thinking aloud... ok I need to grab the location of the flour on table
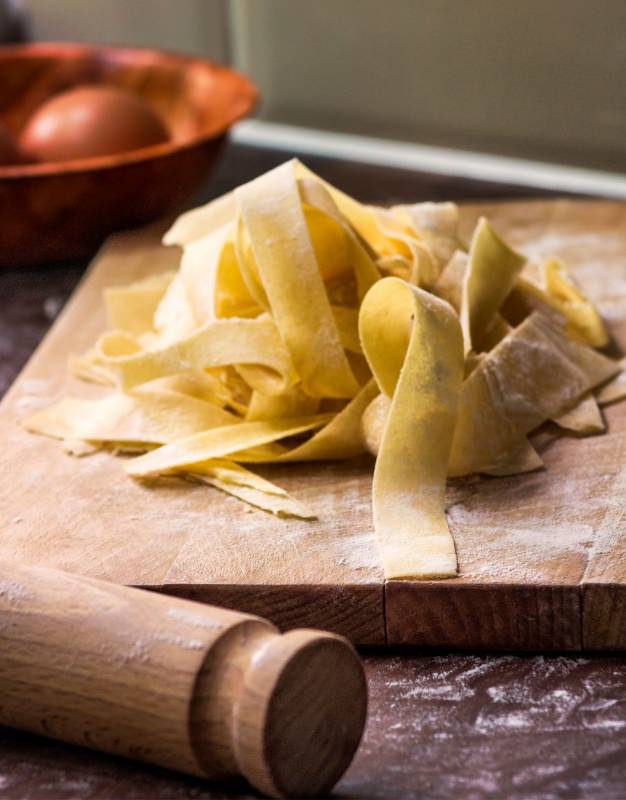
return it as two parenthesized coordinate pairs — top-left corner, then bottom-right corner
(334, 531), (380, 571)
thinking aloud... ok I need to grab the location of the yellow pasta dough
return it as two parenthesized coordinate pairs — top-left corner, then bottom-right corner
(460, 218), (526, 354)
(236, 162), (360, 399)
(24, 158), (624, 581)
(359, 278), (463, 578)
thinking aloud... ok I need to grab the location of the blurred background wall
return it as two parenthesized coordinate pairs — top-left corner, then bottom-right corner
(24, 0), (626, 173)
(25, 0), (229, 60)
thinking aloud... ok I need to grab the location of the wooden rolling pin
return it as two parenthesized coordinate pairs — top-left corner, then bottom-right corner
(0, 562), (367, 798)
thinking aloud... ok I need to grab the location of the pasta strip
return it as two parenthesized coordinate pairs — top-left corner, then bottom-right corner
(125, 414), (333, 477)
(544, 258), (609, 347)
(449, 313), (619, 476)
(273, 380), (379, 462)
(553, 393), (605, 434)
(461, 218), (526, 353)
(236, 161), (359, 398)
(246, 385), (319, 421)
(392, 202), (462, 273)
(188, 460), (316, 519)
(297, 178), (380, 301)
(359, 277), (464, 579)
(163, 190), (237, 247)
(482, 440), (544, 476)
(178, 223), (254, 325)
(596, 360), (626, 406)
(101, 317), (295, 395)
(24, 390), (237, 445)
(105, 271), (174, 336)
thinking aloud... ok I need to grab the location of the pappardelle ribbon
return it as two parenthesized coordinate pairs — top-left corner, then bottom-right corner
(359, 278), (463, 578)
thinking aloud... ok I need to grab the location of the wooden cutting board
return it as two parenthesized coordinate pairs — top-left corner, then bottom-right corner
(2, 199), (625, 651)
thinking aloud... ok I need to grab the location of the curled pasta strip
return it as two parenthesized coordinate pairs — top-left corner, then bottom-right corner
(359, 277), (464, 579)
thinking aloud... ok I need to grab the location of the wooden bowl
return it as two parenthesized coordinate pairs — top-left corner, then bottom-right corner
(0, 43), (258, 268)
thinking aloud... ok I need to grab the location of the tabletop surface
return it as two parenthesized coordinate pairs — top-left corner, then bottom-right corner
(2, 142), (625, 800)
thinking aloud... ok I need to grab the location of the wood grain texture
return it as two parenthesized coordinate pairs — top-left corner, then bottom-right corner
(0, 43), (257, 267)
(2, 652), (626, 800)
(157, 584), (385, 645)
(1, 199), (625, 650)
(386, 584), (582, 651)
(0, 562), (274, 779)
(583, 585), (626, 651)
(0, 562), (367, 798)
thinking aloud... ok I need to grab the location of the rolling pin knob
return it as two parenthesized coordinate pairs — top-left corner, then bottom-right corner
(232, 629), (367, 798)
(0, 563), (367, 798)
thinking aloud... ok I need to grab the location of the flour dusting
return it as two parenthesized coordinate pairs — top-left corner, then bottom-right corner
(0, 579), (33, 605)
(21, 378), (51, 394)
(334, 531), (380, 571)
(14, 394), (49, 414)
(166, 607), (226, 630)
(354, 650), (626, 800)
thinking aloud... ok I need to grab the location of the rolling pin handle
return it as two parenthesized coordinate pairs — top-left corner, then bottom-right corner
(0, 564), (367, 799)
(233, 628), (367, 798)
(190, 623), (367, 798)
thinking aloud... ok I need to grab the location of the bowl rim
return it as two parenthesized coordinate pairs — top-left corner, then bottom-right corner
(0, 41), (259, 180)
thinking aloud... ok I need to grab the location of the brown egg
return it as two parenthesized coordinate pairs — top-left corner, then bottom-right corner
(0, 122), (26, 166)
(19, 85), (169, 163)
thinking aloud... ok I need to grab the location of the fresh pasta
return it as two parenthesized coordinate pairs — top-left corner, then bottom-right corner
(25, 159), (623, 580)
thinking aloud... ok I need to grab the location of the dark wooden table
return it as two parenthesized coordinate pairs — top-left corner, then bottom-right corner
(2, 143), (625, 800)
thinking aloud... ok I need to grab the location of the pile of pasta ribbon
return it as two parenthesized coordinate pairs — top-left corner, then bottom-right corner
(26, 160), (626, 580)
